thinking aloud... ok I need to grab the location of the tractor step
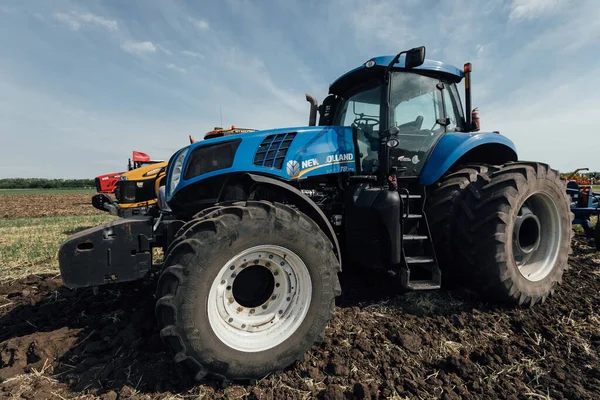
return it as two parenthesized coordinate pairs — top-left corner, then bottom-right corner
(400, 266), (442, 290)
(403, 235), (428, 241)
(398, 182), (441, 291)
(405, 256), (434, 263)
(405, 280), (441, 290)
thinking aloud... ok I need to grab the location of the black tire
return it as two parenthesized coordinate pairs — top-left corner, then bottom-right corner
(425, 164), (495, 286)
(455, 161), (573, 306)
(155, 200), (341, 382)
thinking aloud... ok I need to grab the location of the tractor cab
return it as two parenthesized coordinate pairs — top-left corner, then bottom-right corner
(312, 47), (472, 178)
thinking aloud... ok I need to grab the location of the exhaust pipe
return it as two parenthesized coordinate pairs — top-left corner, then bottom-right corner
(306, 94), (318, 126)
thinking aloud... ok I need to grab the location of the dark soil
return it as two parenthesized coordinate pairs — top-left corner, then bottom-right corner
(1, 234), (599, 399)
(0, 193), (104, 218)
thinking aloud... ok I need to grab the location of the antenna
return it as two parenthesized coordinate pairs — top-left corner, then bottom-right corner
(220, 104), (223, 127)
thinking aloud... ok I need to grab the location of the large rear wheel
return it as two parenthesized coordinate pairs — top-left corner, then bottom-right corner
(155, 201), (340, 381)
(425, 164), (494, 286)
(455, 162), (573, 306)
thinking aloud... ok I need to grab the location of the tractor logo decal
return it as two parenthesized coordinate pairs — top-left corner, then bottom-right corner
(287, 153), (355, 179)
(286, 160), (301, 177)
(412, 155), (420, 164)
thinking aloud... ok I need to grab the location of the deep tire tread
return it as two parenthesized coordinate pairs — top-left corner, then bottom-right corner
(425, 164), (496, 285)
(155, 200), (340, 382)
(454, 161), (573, 307)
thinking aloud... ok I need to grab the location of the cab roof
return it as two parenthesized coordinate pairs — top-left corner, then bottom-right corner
(329, 55), (464, 96)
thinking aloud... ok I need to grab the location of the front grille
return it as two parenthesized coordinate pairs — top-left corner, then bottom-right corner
(253, 132), (296, 169)
(95, 178), (101, 192)
(117, 181), (137, 203)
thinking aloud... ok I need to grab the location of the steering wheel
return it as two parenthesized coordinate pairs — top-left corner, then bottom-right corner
(353, 116), (379, 128)
(352, 115), (380, 141)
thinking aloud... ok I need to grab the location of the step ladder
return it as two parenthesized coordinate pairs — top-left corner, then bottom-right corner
(398, 186), (441, 290)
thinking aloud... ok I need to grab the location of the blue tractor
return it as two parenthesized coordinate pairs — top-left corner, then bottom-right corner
(58, 46), (572, 382)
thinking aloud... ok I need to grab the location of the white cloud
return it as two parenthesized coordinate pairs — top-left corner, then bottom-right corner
(156, 44), (172, 55)
(53, 11), (118, 32)
(181, 50), (204, 59)
(121, 41), (157, 56)
(166, 63), (186, 73)
(189, 17), (209, 31)
(508, 0), (565, 20)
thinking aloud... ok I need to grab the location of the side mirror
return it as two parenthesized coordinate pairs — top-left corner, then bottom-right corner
(405, 46), (425, 69)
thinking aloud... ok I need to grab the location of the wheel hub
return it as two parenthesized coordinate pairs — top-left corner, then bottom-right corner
(512, 193), (562, 282)
(514, 204), (541, 260)
(207, 245), (312, 352)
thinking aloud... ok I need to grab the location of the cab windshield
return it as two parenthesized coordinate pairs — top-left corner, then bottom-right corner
(333, 71), (464, 174)
(332, 78), (382, 173)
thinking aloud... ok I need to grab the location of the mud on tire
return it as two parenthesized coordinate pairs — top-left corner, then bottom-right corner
(456, 161), (573, 306)
(155, 200), (341, 382)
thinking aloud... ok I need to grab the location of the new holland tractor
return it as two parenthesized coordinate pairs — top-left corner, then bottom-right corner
(58, 47), (572, 383)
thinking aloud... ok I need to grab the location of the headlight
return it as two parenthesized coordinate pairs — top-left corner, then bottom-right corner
(143, 167), (163, 177)
(169, 148), (189, 196)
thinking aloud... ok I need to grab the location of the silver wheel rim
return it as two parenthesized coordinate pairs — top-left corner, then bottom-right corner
(207, 245), (312, 352)
(512, 191), (562, 282)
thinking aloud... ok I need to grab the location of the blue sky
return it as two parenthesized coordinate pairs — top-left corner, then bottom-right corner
(1, 0), (599, 178)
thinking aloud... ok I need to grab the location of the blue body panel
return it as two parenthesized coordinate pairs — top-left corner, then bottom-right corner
(169, 126), (356, 199)
(419, 132), (517, 186)
(168, 128), (519, 198)
(330, 56), (464, 91)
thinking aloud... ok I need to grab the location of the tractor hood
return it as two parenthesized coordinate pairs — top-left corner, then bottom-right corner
(167, 126), (357, 199)
(121, 160), (168, 181)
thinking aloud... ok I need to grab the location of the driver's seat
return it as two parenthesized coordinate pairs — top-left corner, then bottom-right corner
(398, 115), (424, 133)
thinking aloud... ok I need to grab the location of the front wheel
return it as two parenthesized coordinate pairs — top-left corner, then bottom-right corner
(155, 201), (340, 381)
(456, 162), (573, 306)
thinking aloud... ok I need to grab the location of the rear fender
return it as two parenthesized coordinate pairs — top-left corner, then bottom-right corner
(217, 173), (342, 271)
(420, 132), (517, 186)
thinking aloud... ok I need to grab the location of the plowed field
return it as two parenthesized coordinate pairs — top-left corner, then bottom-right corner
(1, 239), (599, 399)
(0, 193), (599, 399)
(0, 193), (103, 219)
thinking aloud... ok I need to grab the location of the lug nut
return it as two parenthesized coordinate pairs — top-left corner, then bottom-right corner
(228, 318), (233, 322)
(249, 309), (255, 314)
(262, 305), (268, 309)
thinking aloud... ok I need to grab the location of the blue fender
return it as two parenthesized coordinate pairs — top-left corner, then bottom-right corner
(420, 132), (517, 186)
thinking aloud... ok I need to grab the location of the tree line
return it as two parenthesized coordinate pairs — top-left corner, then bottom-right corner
(0, 178), (95, 189)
